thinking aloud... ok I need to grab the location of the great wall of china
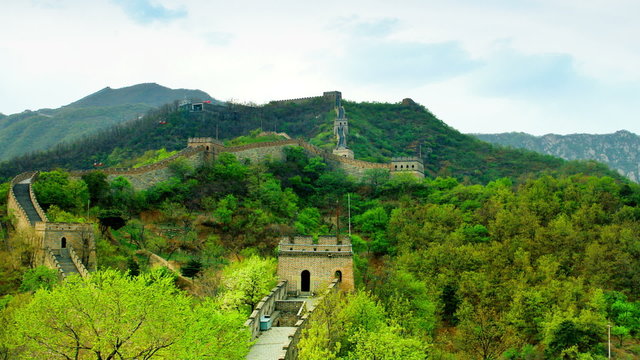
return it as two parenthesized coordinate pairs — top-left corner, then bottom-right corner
(7, 172), (95, 280)
(5, 91), (422, 359)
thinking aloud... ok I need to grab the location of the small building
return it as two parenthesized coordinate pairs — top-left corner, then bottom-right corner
(277, 235), (354, 295)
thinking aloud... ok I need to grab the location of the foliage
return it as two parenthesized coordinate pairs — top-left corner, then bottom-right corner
(218, 256), (277, 313)
(0, 96), (623, 185)
(298, 291), (429, 359)
(18, 266), (58, 292)
(7, 270), (250, 359)
(32, 170), (88, 212)
(224, 128), (287, 146)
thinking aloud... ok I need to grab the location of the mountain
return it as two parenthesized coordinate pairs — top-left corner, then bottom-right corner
(472, 131), (640, 182)
(0, 83), (217, 161)
(0, 95), (622, 183)
(67, 83), (215, 108)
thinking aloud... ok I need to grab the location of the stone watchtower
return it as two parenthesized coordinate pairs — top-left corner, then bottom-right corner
(332, 105), (354, 159)
(277, 235), (354, 295)
(390, 157), (425, 178)
(187, 137), (225, 159)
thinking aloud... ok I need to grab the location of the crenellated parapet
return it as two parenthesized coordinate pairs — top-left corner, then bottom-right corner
(390, 156), (425, 178)
(269, 91), (341, 107)
(244, 280), (289, 341)
(29, 172), (49, 222)
(71, 146), (204, 177)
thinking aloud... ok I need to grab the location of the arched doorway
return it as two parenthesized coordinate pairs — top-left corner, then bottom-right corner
(301, 270), (310, 292)
(335, 270), (342, 282)
(61, 237), (67, 248)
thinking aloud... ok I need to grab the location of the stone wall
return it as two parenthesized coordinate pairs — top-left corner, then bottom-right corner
(226, 140), (299, 163)
(7, 172), (37, 231)
(297, 141), (391, 178)
(43, 248), (65, 280)
(244, 280), (289, 341)
(279, 279), (340, 360)
(29, 173), (48, 222)
(275, 300), (305, 327)
(390, 157), (425, 179)
(71, 147), (206, 191)
(70, 135), (412, 193)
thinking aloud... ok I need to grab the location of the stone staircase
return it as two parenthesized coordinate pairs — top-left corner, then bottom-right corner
(12, 183), (43, 225)
(54, 248), (80, 275)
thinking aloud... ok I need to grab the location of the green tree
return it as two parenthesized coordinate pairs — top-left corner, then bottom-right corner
(8, 270), (250, 359)
(33, 170), (89, 212)
(81, 171), (110, 207)
(18, 266), (58, 292)
(348, 325), (429, 360)
(218, 256), (277, 313)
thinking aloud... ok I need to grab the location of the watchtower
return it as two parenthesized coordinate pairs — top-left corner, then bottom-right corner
(277, 235), (354, 295)
(390, 157), (425, 178)
(332, 103), (354, 159)
(187, 137), (224, 153)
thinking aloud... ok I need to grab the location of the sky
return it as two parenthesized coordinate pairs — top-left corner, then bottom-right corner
(1, 0), (639, 135)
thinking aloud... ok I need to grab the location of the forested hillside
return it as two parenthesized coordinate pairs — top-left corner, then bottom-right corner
(473, 131), (640, 183)
(0, 83), (215, 161)
(1, 142), (639, 358)
(0, 96), (621, 184)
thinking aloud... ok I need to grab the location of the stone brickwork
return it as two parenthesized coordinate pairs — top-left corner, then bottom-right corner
(277, 236), (354, 294)
(280, 279), (339, 360)
(245, 280), (289, 341)
(8, 172), (96, 278)
(269, 91), (341, 107)
(390, 156), (425, 179)
(71, 147), (206, 191)
(227, 140), (299, 163)
(275, 300), (306, 327)
(35, 222), (96, 271)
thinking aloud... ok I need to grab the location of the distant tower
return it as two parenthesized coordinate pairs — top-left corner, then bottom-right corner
(332, 105), (354, 159)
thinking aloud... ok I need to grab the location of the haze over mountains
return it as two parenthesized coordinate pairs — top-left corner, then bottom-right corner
(473, 131), (640, 183)
(0, 83), (216, 161)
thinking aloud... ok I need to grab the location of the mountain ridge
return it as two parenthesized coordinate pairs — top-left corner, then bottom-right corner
(472, 130), (640, 182)
(66, 83), (217, 108)
(0, 93), (623, 184)
(0, 83), (218, 161)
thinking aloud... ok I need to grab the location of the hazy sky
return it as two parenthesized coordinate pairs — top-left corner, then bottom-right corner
(1, 0), (638, 135)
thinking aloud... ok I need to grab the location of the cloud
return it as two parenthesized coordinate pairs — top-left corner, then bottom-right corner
(203, 32), (234, 46)
(111, 0), (186, 24)
(339, 40), (481, 87)
(472, 46), (592, 99)
(333, 16), (399, 38)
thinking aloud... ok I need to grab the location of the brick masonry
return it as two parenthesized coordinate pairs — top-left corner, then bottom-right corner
(277, 236), (355, 294)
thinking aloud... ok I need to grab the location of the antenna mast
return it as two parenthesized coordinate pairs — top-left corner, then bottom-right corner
(348, 194), (351, 236)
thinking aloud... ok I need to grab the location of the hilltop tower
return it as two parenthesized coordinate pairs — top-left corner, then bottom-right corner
(277, 235), (354, 294)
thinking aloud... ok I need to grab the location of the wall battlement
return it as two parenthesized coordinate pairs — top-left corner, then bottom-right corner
(269, 91), (342, 107)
